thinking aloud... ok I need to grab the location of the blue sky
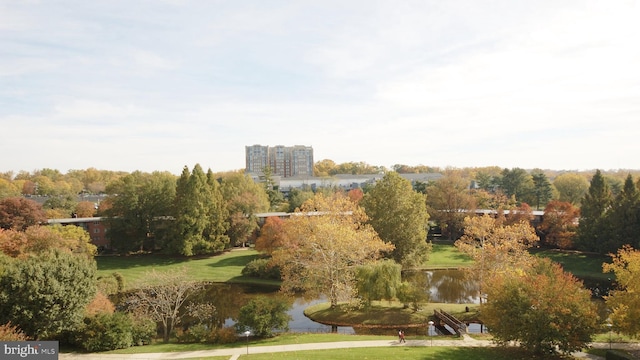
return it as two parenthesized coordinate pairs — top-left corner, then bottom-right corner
(1, 0), (639, 174)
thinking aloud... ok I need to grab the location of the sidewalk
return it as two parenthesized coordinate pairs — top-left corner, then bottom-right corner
(59, 336), (638, 360)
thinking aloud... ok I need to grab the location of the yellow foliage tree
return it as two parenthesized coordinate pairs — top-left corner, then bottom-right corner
(603, 245), (640, 338)
(272, 192), (394, 307)
(455, 215), (539, 301)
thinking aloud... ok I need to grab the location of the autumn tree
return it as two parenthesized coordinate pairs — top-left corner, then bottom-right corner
(455, 215), (539, 302)
(603, 245), (640, 338)
(552, 173), (589, 205)
(482, 257), (598, 355)
(361, 172), (431, 268)
(75, 201), (97, 217)
(220, 171), (270, 247)
(426, 172), (476, 240)
(0, 197), (47, 231)
(576, 170), (613, 253)
(539, 201), (580, 249)
(272, 192), (394, 307)
(126, 268), (203, 342)
(254, 216), (286, 255)
(0, 179), (20, 200)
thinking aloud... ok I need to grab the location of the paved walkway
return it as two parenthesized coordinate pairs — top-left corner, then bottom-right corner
(59, 335), (639, 360)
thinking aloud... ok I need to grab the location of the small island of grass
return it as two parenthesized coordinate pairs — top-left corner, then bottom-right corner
(304, 300), (480, 329)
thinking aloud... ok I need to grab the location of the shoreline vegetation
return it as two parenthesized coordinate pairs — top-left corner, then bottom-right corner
(89, 244), (630, 358)
(95, 243), (610, 331)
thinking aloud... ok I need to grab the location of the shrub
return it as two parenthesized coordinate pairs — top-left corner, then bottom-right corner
(241, 258), (281, 280)
(235, 296), (290, 337)
(76, 312), (134, 352)
(131, 316), (157, 346)
(0, 322), (29, 341)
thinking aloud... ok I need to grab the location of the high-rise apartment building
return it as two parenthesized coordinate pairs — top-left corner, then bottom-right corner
(245, 144), (314, 178)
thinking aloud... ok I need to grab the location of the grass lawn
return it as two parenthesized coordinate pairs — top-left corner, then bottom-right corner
(422, 242), (473, 269)
(237, 347), (567, 360)
(531, 248), (613, 281)
(96, 249), (278, 287)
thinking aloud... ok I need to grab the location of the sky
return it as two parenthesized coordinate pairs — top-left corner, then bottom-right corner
(1, 1), (639, 175)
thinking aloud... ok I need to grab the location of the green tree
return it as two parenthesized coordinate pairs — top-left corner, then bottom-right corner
(608, 174), (640, 251)
(105, 171), (176, 253)
(499, 168), (534, 204)
(481, 257), (598, 355)
(552, 173), (589, 205)
(0, 250), (97, 339)
(530, 169), (553, 210)
(167, 165), (229, 256)
(220, 171), (269, 247)
(287, 188), (315, 212)
(235, 296), (291, 337)
(355, 259), (402, 308)
(426, 172), (476, 240)
(603, 245), (640, 338)
(576, 170), (613, 253)
(261, 167), (285, 211)
(361, 172), (431, 268)
(272, 193), (394, 307)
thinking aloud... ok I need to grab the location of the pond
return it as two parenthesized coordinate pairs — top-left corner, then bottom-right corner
(178, 269), (480, 334)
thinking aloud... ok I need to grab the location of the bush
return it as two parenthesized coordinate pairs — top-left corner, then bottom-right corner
(76, 312), (134, 352)
(0, 322), (29, 341)
(235, 296), (290, 337)
(210, 327), (239, 344)
(241, 258), (281, 280)
(131, 316), (157, 346)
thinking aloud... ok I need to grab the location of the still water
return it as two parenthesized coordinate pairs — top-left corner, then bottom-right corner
(184, 269), (480, 334)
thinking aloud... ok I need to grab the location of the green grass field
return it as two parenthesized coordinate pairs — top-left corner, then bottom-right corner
(422, 242), (473, 269)
(96, 249), (279, 287)
(531, 248), (613, 281)
(236, 346), (564, 360)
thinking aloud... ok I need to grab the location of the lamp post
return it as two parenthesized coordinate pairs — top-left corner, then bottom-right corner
(244, 330), (251, 354)
(428, 321), (434, 346)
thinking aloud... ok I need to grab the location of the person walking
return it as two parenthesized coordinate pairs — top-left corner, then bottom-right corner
(400, 330), (406, 343)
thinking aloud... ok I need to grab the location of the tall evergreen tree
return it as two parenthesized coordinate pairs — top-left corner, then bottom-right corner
(576, 170), (613, 253)
(531, 170), (553, 210)
(608, 174), (640, 252)
(168, 165), (229, 256)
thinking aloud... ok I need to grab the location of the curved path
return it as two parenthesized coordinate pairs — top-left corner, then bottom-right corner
(60, 335), (637, 360)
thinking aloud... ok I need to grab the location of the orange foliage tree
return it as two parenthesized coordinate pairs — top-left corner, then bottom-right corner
(539, 200), (580, 249)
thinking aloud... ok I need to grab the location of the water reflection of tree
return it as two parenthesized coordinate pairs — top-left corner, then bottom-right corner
(404, 270), (478, 304)
(183, 284), (288, 330)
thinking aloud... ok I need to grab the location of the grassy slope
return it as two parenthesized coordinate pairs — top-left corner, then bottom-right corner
(96, 249), (279, 287)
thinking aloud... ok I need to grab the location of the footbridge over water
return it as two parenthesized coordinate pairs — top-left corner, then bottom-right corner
(433, 309), (467, 336)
